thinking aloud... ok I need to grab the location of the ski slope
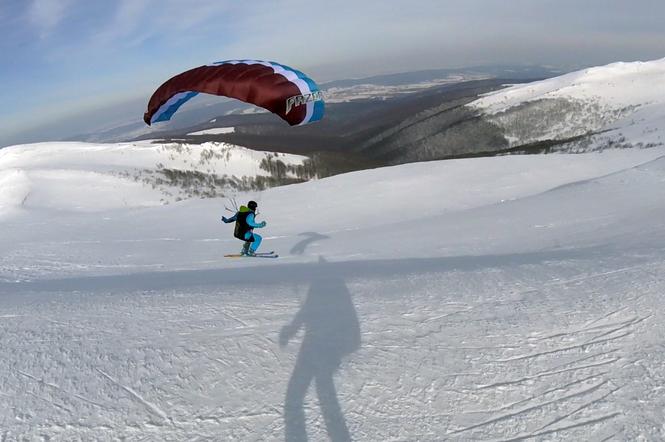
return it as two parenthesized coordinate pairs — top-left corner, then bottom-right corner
(1, 141), (665, 440)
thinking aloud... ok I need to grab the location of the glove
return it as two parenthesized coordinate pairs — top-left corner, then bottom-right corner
(259, 221), (267, 228)
(221, 216), (228, 223)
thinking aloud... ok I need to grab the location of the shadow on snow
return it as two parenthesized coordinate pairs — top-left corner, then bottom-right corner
(0, 245), (610, 295)
(280, 256), (359, 441)
(0, 243), (613, 441)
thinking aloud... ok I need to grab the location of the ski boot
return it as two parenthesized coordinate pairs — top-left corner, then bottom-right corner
(241, 241), (251, 255)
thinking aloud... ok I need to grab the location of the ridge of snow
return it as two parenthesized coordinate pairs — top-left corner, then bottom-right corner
(471, 57), (665, 113)
(468, 57), (665, 149)
(0, 141), (307, 214)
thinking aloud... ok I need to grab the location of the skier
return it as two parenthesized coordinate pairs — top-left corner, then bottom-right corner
(222, 200), (267, 256)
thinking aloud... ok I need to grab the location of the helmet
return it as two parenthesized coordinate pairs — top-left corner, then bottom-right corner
(247, 200), (258, 211)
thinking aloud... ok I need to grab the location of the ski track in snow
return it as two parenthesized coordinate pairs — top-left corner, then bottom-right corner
(1, 245), (664, 440)
(1, 149), (665, 440)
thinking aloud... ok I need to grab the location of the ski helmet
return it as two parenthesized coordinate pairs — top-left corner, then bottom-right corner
(247, 200), (258, 211)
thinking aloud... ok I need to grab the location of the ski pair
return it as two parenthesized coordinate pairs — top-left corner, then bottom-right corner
(224, 251), (278, 258)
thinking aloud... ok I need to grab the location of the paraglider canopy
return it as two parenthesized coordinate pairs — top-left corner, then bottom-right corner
(143, 60), (325, 127)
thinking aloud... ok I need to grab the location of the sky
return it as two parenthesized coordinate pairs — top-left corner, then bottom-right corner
(1, 0), (665, 147)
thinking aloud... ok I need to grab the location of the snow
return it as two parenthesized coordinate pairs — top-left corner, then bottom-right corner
(1, 136), (665, 439)
(187, 127), (235, 136)
(473, 58), (665, 113)
(469, 58), (665, 148)
(0, 141), (307, 213)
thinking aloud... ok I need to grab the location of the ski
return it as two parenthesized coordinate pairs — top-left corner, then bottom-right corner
(224, 252), (278, 258)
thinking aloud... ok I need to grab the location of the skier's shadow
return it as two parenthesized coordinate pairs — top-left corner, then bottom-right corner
(280, 255), (360, 442)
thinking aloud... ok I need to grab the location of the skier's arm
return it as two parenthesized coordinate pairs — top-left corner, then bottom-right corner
(246, 213), (266, 228)
(222, 213), (238, 223)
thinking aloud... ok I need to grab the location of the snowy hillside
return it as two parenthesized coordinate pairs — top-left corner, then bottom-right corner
(1, 142), (665, 440)
(0, 141), (309, 216)
(187, 127), (235, 136)
(351, 59), (665, 165)
(469, 57), (665, 151)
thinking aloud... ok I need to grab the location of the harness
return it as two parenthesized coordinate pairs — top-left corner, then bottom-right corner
(234, 208), (255, 242)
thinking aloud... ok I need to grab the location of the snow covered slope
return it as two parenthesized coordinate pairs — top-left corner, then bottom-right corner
(187, 127), (235, 136)
(0, 141), (308, 216)
(469, 57), (665, 151)
(1, 143), (665, 440)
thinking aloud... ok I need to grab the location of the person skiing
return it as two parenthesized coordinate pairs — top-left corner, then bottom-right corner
(222, 200), (267, 255)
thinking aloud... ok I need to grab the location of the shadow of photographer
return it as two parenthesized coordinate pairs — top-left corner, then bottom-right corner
(280, 255), (360, 442)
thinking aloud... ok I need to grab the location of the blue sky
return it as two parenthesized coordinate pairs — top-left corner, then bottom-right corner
(1, 0), (665, 146)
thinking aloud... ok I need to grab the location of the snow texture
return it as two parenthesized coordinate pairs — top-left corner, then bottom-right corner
(1, 140), (665, 440)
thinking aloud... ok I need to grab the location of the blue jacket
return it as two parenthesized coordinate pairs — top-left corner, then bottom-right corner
(222, 212), (264, 228)
(222, 212), (265, 229)
(222, 206), (266, 240)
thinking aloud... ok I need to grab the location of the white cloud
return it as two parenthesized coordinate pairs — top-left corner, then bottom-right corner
(90, 0), (151, 46)
(92, 0), (232, 47)
(155, 0), (233, 31)
(28, 0), (73, 38)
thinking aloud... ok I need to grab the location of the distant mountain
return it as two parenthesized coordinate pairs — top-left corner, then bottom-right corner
(363, 57), (665, 164)
(468, 58), (665, 153)
(164, 58), (665, 169)
(322, 64), (563, 89)
(74, 64), (562, 146)
(57, 59), (665, 178)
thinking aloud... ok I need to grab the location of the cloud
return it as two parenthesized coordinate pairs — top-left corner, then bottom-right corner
(5, 0), (665, 146)
(91, 0), (234, 48)
(27, 0), (73, 38)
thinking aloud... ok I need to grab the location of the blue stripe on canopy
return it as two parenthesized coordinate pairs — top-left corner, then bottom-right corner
(310, 99), (325, 123)
(152, 91), (199, 124)
(270, 61), (325, 124)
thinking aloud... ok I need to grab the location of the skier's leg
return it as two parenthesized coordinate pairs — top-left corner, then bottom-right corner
(250, 233), (262, 253)
(242, 232), (255, 255)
